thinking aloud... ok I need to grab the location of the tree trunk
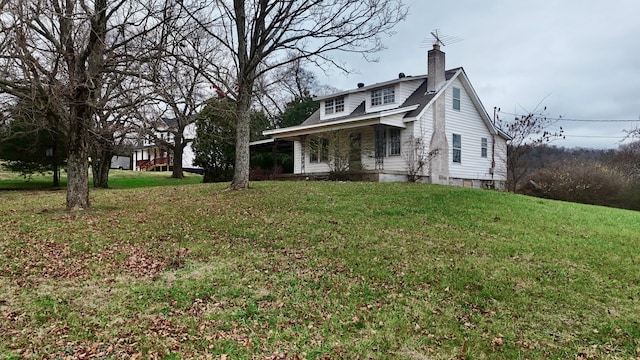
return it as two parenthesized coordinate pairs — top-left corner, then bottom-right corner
(172, 136), (184, 179)
(67, 142), (90, 211)
(230, 92), (251, 190)
(92, 149), (113, 188)
(230, 0), (252, 190)
(66, 90), (91, 211)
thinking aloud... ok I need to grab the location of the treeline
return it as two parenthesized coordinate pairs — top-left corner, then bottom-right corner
(515, 143), (640, 210)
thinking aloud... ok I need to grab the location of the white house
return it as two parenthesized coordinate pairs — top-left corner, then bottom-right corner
(132, 118), (201, 173)
(263, 44), (509, 189)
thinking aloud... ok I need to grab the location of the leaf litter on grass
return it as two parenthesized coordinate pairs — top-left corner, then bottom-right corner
(2, 181), (640, 359)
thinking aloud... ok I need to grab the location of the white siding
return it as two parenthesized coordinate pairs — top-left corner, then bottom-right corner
(303, 137), (331, 173)
(445, 77), (495, 181)
(182, 143), (197, 168)
(346, 93), (367, 113)
(180, 123), (199, 168)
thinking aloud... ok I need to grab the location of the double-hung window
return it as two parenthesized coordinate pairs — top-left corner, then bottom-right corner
(453, 87), (461, 111)
(481, 137), (488, 158)
(452, 134), (461, 163)
(325, 97), (344, 115)
(371, 87), (395, 106)
(310, 138), (329, 163)
(388, 129), (401, 156)
(375, 127), (402, 157)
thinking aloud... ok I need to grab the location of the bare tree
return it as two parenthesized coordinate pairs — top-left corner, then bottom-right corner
(326, 130), (352, 173)
(0, 0), (165, 210)
(90, 77), (142, 188)
(496, 106), (564, 192)
(403, 136), (439, 183)
(136, 3), (217, 179)
(186, 0), (407, 190)
(254, 59), (336, 120)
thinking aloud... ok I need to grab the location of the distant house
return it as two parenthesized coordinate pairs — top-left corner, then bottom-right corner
(262, 44), (509, 189)
(132, 118), (201, 173)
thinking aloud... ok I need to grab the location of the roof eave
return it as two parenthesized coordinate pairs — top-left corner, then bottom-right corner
(313, 75), (428, 101)
(263, 105), (418, 138)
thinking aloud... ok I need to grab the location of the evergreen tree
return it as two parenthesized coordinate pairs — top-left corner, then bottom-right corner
(192, 98), (237, 183)
(277, 96), (319, 128)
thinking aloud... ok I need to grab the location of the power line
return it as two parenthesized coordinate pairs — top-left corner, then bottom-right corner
(497, 111), (640, 123)
(563, 134), (626, 139)
(554, 118), (639, 123)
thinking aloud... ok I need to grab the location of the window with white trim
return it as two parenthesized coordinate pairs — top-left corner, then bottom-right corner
(324, 97), (345, 115)
(452, 133), (461, 163)
(388, 128), (401, 156)
(481, 137), (488, 158)
(453, 87), (461, 111)
(374, 127), (402, 157)
(371, 87), (395, 106)
(309, 138), (329, 163)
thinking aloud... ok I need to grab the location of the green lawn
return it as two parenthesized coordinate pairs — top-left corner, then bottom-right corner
(0, 169), (203, 190)
(1, 180), (639, 359)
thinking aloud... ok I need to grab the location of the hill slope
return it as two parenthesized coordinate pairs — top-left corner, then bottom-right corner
(1, 181), (639, 359)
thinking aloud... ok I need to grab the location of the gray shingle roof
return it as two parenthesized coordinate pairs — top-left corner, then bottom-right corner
(300, 68), (461, 126)
(402, 68), (460, 118)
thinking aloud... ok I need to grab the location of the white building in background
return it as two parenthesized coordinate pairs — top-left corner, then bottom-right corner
(132, 118), (202, 173)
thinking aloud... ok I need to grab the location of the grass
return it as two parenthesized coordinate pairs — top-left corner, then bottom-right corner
(0, 179), (639, 359)
(0, 169), (203, 190)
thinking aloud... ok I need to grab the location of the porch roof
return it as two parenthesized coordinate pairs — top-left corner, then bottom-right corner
(263, 104), (418, 140)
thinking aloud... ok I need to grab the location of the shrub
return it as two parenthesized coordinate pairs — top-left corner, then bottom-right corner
(524, 160), (627, 207)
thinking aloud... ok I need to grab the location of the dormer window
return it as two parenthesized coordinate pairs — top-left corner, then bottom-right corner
(325, 97), (344, 115)
(371, 87), (395, 106)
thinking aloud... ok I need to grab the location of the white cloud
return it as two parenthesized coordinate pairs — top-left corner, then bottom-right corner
(318, 0), (640, 148)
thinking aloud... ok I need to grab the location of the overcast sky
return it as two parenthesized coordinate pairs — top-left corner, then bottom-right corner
(319, 0), (640, 149)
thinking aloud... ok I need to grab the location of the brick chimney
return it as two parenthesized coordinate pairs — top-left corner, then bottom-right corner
(427, 43), (449, 185)
(427, 43), (445, 93)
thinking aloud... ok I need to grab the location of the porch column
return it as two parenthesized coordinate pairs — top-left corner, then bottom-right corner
(300, 135), (306, 174)
(374, 125), (385, 170)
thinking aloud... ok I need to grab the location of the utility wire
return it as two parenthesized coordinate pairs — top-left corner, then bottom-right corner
(497, 111), (640, 123)
(552, 118), (638, 123)
(563, 134), (626, 139)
